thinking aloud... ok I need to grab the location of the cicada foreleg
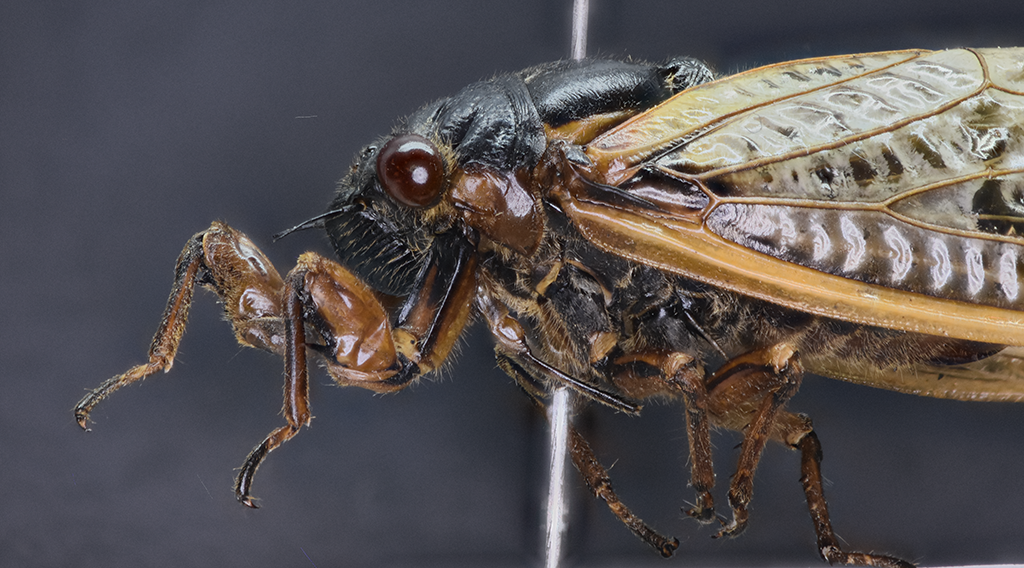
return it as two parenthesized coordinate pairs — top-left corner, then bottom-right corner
(236, 234), (478, 507)
(74, 222), (288, 429)
(76, 222), (479, 509)
(233, 250), (402, 507)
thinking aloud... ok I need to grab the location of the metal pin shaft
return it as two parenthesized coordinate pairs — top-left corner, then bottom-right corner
(545, 4), (588, 566)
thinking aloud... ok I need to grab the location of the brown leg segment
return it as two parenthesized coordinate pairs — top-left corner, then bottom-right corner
(77, 223), (414, 507)
(705, 344), (914, 565)
(235, 270), (312, 507)
(797, 431), (914, 568)
(707, 344), (802, 538)
(666, 358), (717, 525)
(609, 350), (720, 529)
(75, 234), (206, 428)
(567, 426), (679, 557)
(75, 224), (289, 429)
(493, 350), (678, 557)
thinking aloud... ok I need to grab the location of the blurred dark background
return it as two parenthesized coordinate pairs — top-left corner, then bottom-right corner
(4, 1), (1024, 566)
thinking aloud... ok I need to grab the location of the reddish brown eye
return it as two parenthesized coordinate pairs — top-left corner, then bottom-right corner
(375, 134), (445, 208)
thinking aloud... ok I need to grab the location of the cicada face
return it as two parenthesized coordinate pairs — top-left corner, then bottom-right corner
(320, 137), (443, 297)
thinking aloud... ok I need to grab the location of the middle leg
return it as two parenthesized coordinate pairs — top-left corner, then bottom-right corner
(706, 343), (803, 538)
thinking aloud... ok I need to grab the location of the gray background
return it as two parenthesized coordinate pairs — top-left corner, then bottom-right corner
(4, 1), (1024, 566)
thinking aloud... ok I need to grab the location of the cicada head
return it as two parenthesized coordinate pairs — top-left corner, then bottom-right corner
(323, 122), (457, 297)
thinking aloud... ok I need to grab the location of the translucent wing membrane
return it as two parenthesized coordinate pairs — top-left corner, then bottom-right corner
(573, 48), (1024, 347)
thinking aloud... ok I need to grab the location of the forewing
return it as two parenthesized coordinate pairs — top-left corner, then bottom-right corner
(566, 48), (1024, 347)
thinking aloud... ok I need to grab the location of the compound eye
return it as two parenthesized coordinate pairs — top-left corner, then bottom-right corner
(376, 134), (445, 208)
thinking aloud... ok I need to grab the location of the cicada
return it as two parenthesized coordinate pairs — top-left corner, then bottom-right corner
(76, 48), (1024, 566)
